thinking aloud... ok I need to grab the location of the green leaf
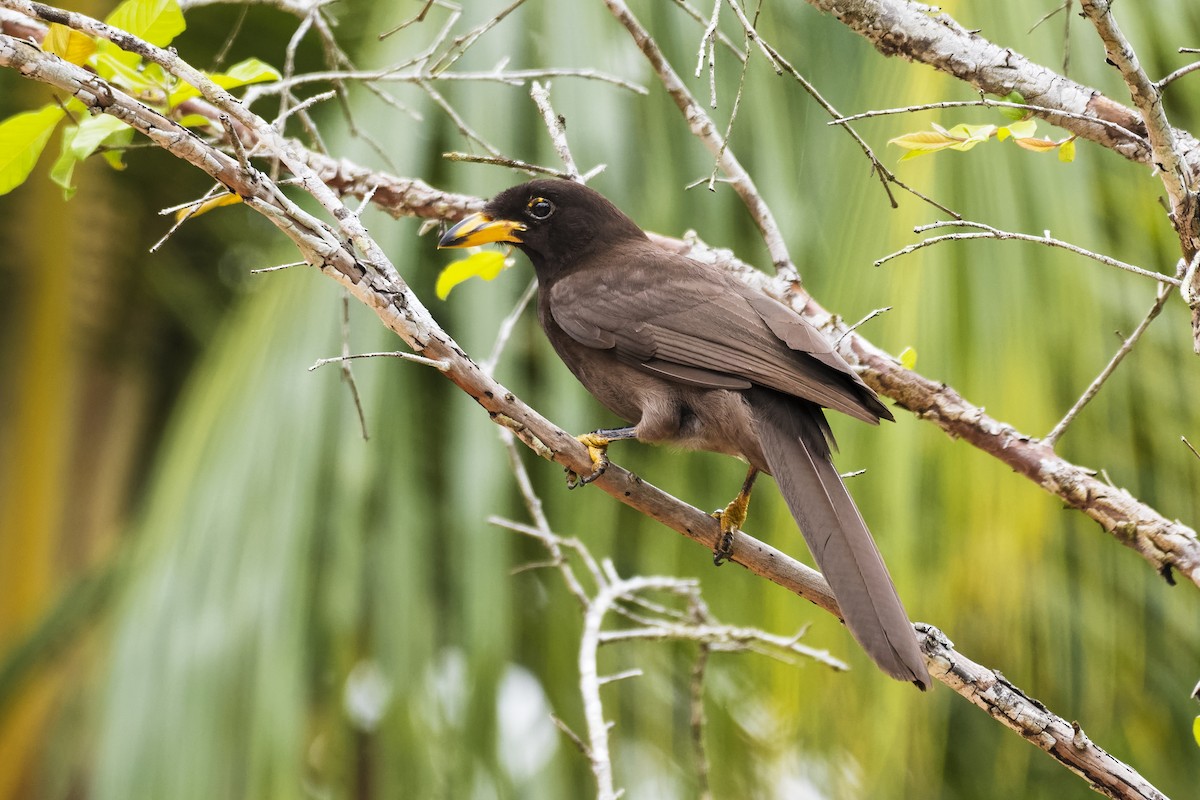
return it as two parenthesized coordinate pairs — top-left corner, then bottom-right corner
(0, 105), (66, 196)
(69, 114), (129, 160)
(51, 115), (136, 197)
(436, 251), (509, 300)
(1058, 138), (1077, 163)
(49, 124), (80, 198)
(104, 0), (185, 47)
(100, 130), (134, 170)
(899, 346), (918, 370)
(997, 90), (1028, 121)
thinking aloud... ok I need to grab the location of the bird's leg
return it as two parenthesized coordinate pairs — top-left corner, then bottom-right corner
(711, 467), (759, 565)
(566, 426), (638, 489)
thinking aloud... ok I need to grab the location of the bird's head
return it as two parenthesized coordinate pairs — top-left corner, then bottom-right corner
(438, 179), (646, 276)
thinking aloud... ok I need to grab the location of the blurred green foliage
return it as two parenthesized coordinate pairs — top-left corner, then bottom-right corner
(2, 1), (1199, 798)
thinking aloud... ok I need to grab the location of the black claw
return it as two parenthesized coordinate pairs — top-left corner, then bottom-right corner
(712, 529), (735, 566)
(565, 451), (609, 490)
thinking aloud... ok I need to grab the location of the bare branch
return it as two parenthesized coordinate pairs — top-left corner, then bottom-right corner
(922, 624), (1169, 800)
(1079, 1), (1194, 209)
(724, 8), (960, 216)
(1154, 59), (1200, 91)
(601, 0), (795, 277)
(800, 0), (1193, 172)
(530, 81), (579, 179)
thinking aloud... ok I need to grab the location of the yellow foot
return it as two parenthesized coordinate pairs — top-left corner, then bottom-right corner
(565, 433), (611, 490)
(710, 470), (757, 565)
(710, 493), (749, 566)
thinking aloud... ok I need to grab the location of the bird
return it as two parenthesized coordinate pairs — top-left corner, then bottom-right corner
(438, 179), (930, 689)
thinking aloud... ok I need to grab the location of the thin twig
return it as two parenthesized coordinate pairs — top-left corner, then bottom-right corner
(442, 151), (562, 177)
(338, 293), (370, 441)
(702, 5), (752, 190)
(836, 306), (893, 346)
(149, 183), (226, 253)
(876, 220), (1182, 286)
(250, 260), (307, 274)
(671, 0), (746, 63)
(1045, 282), (1172, 445)
(530, 81), (579, 179)
(689, 639), (713, 800)
(307, 351), (451, 371)
(747, 28), (960, 217)
(550, 714), (592, 758)
(603, 0), (795, 276)
(830, 98), (1144, 143)
(482, 277), (537, 375)
(378, 0), (441, 39)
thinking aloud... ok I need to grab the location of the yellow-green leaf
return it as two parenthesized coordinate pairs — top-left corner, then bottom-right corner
(1001, 119), (1037, 141)
(941, 123), (997, 143)
(101, 130), (133, 170)
(104, 0), (185, 47)
(1193, 716), (1200, 748)
(888, 130), (960, 161)
(1058, 138), (1077, 163)
(0, 105), (66, 196)
(890, 123), (998, 160)
(175, 194), (242, 222)
(889, 130), (959, 150)
(213, 58), (281, 88)
(51, 115), (135, 197)
(92, 47), (155, 91)
(44, 23), (97, 65)
(1013, 136), (1059, 153)
(170, 58), (281, 107)
(176, 113), (213, 128)
(899, 346), (918, 370)
(69, 114), (129, 160)
(436, 251), (508, 300)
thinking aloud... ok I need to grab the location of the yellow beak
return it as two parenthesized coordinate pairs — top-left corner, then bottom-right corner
(437, 213), (526, 248)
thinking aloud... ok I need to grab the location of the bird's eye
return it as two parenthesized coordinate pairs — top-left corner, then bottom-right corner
(526, 197), (555, 220)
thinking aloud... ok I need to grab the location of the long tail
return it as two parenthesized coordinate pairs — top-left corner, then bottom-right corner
(750, 390), (930, 689)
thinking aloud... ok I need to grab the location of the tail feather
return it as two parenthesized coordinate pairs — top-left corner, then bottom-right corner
(751, 390), (930, 689)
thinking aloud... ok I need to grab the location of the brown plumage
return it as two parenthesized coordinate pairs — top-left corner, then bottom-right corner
(439, 179), (929, 689)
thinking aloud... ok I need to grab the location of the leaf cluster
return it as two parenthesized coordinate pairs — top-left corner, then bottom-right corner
(0, 0), (277, 198)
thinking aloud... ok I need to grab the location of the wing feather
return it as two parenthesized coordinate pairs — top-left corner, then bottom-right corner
(547, 247), (888, 423)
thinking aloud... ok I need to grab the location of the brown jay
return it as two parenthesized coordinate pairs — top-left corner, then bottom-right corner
(439, 179), (929, 689)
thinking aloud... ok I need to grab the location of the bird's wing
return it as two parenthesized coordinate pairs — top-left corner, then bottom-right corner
(548, 248), (887, 424)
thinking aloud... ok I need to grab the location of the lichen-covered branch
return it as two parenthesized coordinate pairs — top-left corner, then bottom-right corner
(799, 0), (1200, 176)
(920, 625), (1169, 800)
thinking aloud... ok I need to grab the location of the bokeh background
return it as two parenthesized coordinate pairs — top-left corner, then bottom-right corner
(2, 1), (1199, 797)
